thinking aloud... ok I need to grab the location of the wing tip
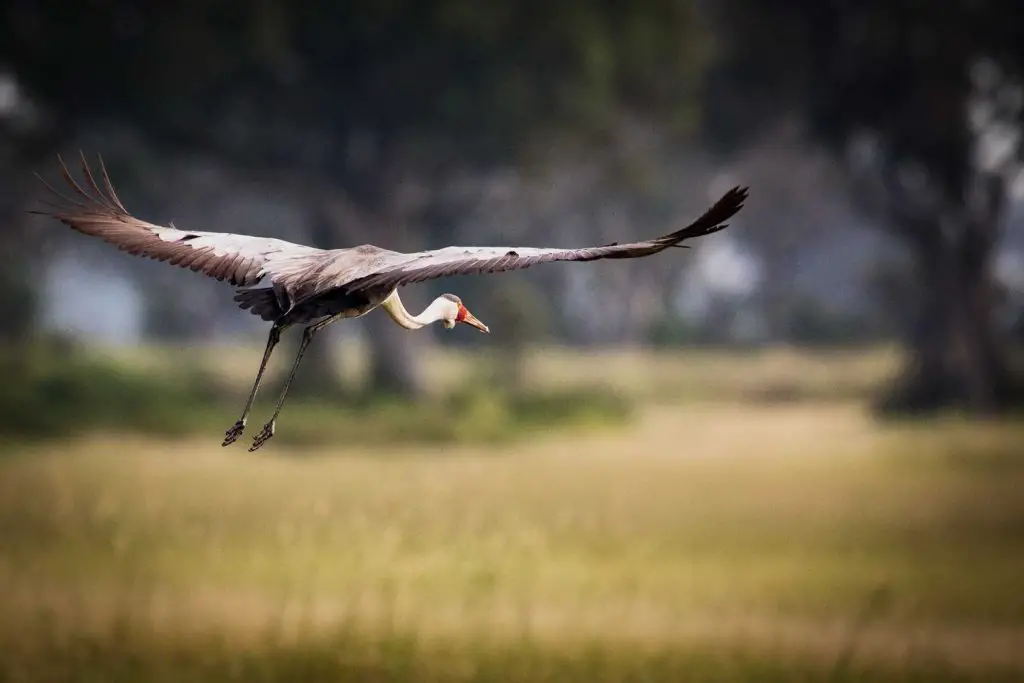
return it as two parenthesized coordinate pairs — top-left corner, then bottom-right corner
(720, 185), (750, 210)
(659, 184), (749, 246)
(32, 150), (129, 219)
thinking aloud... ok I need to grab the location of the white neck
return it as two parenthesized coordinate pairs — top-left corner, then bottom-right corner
(379, 290), (450, 330)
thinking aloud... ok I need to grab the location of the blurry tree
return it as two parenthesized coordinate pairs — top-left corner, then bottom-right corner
(129, 157), (235, 342)
(0, 152), (38, 344)
(705, 0), (1024, 414)
(725, 120), (848, 342)
(2, 0), (712, 395)
(480, 279), (551, 391)
(0, 68), (64, 345)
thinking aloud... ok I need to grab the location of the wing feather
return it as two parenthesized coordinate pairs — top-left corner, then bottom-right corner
(342, 185), (749, 293)
(31, 152), (327, 288)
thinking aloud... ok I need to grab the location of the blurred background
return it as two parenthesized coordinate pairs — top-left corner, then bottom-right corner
(1, 1), (1023, 681)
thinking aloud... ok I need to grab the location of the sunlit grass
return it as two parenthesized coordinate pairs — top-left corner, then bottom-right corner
(1, 401), (1022, 681)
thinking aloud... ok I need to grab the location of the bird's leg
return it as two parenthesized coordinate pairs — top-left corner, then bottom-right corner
(222, 323), (288, 446)
(250, 316), (337, 452)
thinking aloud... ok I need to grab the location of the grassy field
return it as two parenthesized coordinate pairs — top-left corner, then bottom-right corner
(2, 358), (1023, 682)
(113, 341), (901, 403)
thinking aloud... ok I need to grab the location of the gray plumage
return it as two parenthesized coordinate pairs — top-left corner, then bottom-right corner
(33, 152), (749, 450)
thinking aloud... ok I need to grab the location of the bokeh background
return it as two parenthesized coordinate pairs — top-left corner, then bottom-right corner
(2, 2), (1024, 681)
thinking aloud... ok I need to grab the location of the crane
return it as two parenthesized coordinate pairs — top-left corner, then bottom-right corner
(33, 153), (749, 451)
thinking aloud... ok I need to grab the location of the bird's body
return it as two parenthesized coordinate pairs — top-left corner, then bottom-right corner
(33, 153), (748, 450)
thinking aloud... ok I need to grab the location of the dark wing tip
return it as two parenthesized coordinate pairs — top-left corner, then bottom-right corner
(661, 185), (749, 244)
(31, 151), (129, 219)
(704, 185), (750, 225)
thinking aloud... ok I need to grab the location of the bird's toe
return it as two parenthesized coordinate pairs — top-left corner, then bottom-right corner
(222, 419), (247, 446)
(249, 422), (275, 452)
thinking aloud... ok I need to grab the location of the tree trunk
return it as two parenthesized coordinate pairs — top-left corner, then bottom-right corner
(286, 200), (349, 398)
(757, 261), (793, 343)
(0, 140), (63, 345)
(878, 213), (1020, 415)
(361, 308), (428, 397)
(301, 191), (429, 400)
(0, 215), (37, 345)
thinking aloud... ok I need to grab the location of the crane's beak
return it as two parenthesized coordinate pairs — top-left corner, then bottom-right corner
(461, 310), (490, 333)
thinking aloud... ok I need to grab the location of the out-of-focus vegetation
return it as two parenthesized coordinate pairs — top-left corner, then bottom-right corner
(0, 339), (215, 440)
(0, 337), (903, 447)
(705, 0), (1024, 415)
(0, 339), (634, 447)
(115, 340), (899, 402)
(3, 391), (1023, 682)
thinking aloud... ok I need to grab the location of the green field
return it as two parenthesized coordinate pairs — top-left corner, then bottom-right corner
(1, 348), (1022, 681)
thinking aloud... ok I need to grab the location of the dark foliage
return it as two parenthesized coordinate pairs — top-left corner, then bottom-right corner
(704, 0), (1024, 414)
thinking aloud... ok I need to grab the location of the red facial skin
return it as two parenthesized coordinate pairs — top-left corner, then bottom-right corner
(453, 302), (489, 333)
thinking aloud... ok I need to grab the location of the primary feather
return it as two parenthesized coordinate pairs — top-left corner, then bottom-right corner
(335, 185), (748, 295)
(32, 152), (328, 290)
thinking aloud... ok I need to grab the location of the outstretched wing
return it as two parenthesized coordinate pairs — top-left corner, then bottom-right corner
(31, 153), (327, 288)
(340, 185), (749, 294)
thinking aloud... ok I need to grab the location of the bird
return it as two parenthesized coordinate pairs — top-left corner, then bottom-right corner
(32, 153), (749, 451)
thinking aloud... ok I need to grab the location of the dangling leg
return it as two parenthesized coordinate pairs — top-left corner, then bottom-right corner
(223, 322), (289, 446)
(250, 315), (339, 452)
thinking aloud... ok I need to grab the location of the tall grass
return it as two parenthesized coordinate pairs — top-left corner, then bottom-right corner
(2, 399), (1022, 681)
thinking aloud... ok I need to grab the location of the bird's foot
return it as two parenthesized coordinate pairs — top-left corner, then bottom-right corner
(249, 421), (276, 452)
(222, 419), (247, 446)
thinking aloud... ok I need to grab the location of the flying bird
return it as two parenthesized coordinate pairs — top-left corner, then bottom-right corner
(33, 153), (748, 451)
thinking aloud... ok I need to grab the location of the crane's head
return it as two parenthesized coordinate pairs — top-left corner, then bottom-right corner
(439, 293), (489, 333)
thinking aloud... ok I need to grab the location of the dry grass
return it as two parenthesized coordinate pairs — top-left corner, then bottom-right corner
(1, 399), (1022, 681)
